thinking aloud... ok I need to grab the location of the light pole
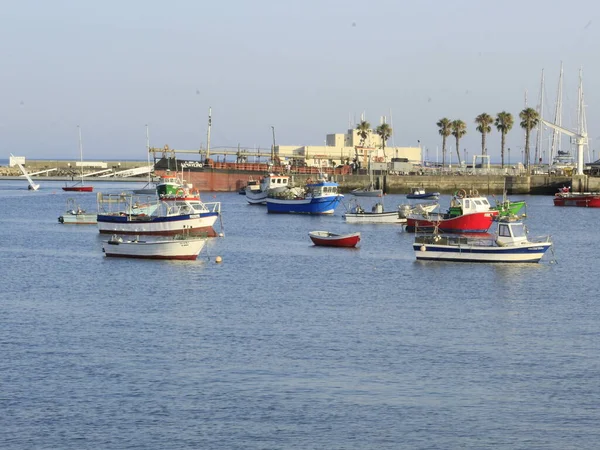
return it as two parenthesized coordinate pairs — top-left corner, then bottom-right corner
(508, 148), (511, 166)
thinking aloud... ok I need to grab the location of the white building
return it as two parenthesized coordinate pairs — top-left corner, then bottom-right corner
(276, 128), (422, 167)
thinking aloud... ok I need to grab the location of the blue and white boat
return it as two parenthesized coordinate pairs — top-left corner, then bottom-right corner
(96, 193), (221, 237)
(266, 177), (343, 214)
(406, 188), (440, 200)
(413, 216), (553, 263)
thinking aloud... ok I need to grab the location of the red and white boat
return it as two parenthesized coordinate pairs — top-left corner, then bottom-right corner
(553, 186), (600, 207)
(405, 189), (498, 233)
(309, 230), (361, 248)
(63, 126), (93, 192)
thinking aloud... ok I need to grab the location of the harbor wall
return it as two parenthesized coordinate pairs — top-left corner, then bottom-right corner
(5, 159), (600, 194)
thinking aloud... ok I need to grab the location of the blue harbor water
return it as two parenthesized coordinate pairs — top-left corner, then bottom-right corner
(1, 180), (599, 449)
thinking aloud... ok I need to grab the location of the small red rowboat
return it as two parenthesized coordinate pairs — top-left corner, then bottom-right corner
(308, 230), (361, 248)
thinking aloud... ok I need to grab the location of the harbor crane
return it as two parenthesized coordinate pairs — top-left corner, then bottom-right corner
(542, 119), (587, 176)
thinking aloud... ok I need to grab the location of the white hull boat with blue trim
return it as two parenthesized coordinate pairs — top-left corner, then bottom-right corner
(96, 193), (221, 237)
(413, 217), (552, 263)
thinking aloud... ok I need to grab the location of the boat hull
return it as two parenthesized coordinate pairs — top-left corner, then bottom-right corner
(406, 193), (439, 199)
(97, 213), (219, 236)
(413, 242), (552, 263)
(343, 211), (405, 224)
(351, 188), (383, 197)
(309, 231), (360, 247)
(245, 190), (268, 205)
(103, 238), (206, 260)
(553, 194), (600, 207)
(58, 213), (97, 224)
(62, 186), (93, 192)
(406, 211), (497, 233)
(266, 195), (343, 214)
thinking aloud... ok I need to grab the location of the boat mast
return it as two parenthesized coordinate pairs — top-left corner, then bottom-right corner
(550, 62), (563, 164)
(577, 67), (589, 164)
(206, 107), (212, 162)
(77, 125), (84, 183)
(145, 124), (152, 184)
(271, 126), (276, 163)
(534, 69), (544, 165)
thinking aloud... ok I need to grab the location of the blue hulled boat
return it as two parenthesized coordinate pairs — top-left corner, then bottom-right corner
(266, 177), (343, 214)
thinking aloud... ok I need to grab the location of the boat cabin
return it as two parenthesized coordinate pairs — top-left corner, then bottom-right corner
(306, 181), (340, 198)
(449, 190), (493, 216)
(261, 174), (290, 190)
(495, 218), (528, 247)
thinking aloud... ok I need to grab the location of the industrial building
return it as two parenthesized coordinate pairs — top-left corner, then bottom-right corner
(275, 127), (422, 168)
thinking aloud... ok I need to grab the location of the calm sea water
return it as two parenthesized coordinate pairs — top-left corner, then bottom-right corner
(1, 180), (599, 449)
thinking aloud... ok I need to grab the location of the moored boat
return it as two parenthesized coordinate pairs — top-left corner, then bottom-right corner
(350, 184), (383, 197)
(398, 202), (439, 219)
(406, 189), (498, 233)
(343, 200), (406, 224)
(309, 231), (361, 247)
(156, 174), (200, 201)
(102, 235), (206, 260)
(413, 216), (553, 263)
(58, 198), (97, 224)
(553, 186), (600, 207)
(266, 176), (343, 214)
(406, 188), (439, 200)
(96, 193), (221, 237)
(246, 173), (292, 205)
(63, 126), (93, 192)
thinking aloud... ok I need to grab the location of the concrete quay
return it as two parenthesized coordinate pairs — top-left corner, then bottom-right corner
(3, 159), (597, 194)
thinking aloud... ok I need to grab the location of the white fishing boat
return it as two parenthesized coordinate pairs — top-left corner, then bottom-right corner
(398, 202), (439, 219)
(413, 216), (553, 263)
(350, 184), (383, 197)
(246, 173), (292, 205)
(343, 199), (405, 224)
(96, 192), (221, 237)
(102, 235), (206, 260)
(58, 198), (97, 224)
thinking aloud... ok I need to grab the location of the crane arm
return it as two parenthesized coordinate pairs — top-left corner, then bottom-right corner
(542, 119), (578, 138)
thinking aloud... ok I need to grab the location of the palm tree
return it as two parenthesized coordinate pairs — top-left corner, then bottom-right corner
(355, 120), (371, 147)
(451, 120), (467, 166)
(495, 111), (514, 168)
(519, 108), (540, 173)
(436, 118), (452, 168)
(375, 123), (392, 159)
(475, 113), (494, 157)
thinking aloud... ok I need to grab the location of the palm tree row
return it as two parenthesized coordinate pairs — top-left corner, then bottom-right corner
(355, 119), (393, 160)
(437, 108), (540, 171)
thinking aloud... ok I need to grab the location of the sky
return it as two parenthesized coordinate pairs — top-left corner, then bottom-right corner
(1, 0), (599, 163)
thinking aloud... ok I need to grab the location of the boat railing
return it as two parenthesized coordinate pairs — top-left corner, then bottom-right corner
(415, 233), (496, 247)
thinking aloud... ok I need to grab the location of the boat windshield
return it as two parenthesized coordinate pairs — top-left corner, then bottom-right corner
(510, 223), (527, 238)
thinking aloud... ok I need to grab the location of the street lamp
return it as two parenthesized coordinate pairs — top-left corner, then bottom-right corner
(508, 148), (511, 166)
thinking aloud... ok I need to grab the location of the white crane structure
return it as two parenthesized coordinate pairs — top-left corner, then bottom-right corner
(541, 67), (588, 176)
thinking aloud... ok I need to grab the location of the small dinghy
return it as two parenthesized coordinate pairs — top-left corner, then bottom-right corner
(308, 231), (361, 248)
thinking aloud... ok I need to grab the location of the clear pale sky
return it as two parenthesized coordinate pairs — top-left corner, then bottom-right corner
(1, 0), (598, 163)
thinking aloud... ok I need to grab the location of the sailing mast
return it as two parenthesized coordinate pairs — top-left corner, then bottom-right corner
(577, 67), (589, 163)
(145, 124), (152, 185)
(534, 69), (544, 166)
(206, 107), (212, 162)
(549, 62), (564, 164)
(77, 125), (84, 184)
